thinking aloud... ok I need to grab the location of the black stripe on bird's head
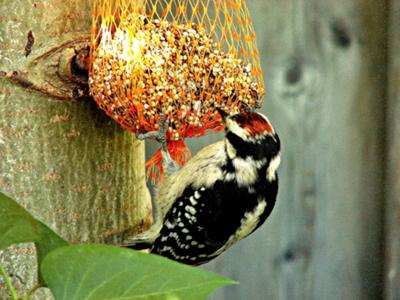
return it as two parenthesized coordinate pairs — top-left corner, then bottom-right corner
(217, 108), (280, 160)
(217, 108), (275, 141)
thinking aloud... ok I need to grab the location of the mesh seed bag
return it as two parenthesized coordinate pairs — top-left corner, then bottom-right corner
(89, 0), (264, 182)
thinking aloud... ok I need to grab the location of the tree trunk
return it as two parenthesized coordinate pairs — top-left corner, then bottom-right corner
(0, 1), (152, 299)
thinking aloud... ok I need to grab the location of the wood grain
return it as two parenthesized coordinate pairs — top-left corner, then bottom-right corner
(195, 1), (387, 299)
(385, 1), (400, 299)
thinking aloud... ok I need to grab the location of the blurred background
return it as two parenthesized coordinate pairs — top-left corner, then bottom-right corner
(145, 1), (395, 299)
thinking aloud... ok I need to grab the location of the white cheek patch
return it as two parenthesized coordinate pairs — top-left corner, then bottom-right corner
(232, 157), (268, 186)
(226, 139), (237, 158)
(226, 118), (249, 140)
(267, 154), (281, 181)
(232, 157), (258, 186)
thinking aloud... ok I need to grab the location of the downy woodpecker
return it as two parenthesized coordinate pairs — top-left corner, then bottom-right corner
(126, 108), (280, 265)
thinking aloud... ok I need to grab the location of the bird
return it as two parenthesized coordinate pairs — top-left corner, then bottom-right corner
(124, 108), (281, 265)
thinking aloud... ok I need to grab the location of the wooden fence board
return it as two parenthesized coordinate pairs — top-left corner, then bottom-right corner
(146, 1), (388, 299)
(205, 1), (387, 299)
(385, 1), (400, 299)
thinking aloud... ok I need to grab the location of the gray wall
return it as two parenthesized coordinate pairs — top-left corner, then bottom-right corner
(147, 1), (389, 299)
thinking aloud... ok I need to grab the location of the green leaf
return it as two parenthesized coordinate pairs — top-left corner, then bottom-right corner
(0, 191), (68, 264)
(41, 244), (237, 300)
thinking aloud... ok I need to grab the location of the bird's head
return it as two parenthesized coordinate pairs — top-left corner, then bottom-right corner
(217, 108), (280, 161)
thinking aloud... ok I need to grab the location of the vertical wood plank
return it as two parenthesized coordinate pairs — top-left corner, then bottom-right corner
(204, 0), (387, 299)
(309, 1), (387, 298)
(385, 1), (400, 299)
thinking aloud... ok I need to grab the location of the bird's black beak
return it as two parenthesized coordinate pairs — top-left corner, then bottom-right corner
(216, 107), (228, 122)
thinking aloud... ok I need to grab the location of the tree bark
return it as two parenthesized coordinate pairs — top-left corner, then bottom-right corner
(0, 1), (152, 299)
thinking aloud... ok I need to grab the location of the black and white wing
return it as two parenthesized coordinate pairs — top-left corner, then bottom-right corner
(150, 176), (278, 265)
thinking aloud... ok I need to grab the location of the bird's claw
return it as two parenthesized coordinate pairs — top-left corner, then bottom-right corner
(136, 112), (169, 152)
(135, 111), (179, 175)
(157, 112), (169, 152)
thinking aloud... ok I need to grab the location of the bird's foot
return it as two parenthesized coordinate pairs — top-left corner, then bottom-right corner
(136, 111), (180, 175)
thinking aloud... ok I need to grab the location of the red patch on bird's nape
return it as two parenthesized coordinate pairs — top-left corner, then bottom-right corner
(234, 112), (274, 136)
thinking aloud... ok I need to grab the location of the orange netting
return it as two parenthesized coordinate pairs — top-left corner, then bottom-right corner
(89, 0), (264, 182)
